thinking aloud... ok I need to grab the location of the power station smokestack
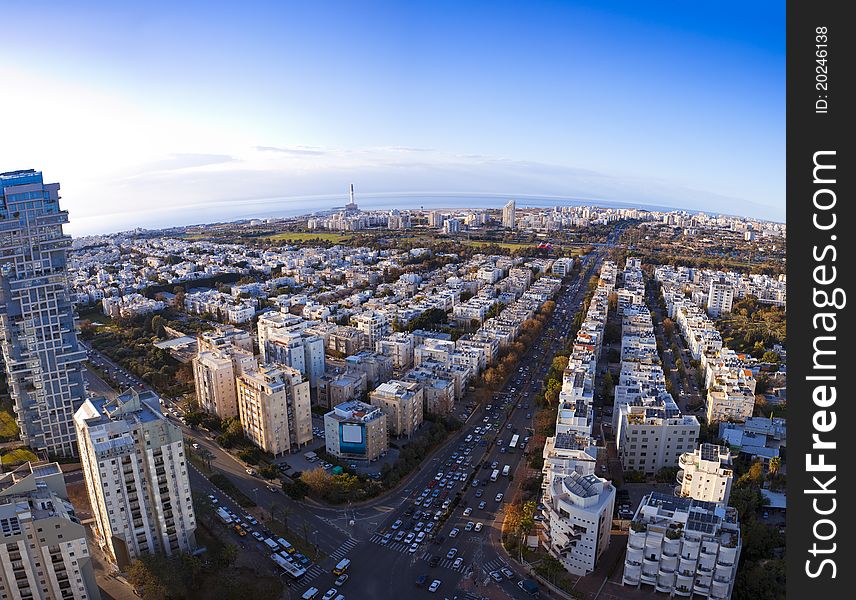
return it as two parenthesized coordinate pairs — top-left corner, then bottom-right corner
(349, 183), (355, 205)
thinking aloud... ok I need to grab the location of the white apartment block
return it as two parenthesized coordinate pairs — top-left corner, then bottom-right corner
(551, 257), (574, 277)
(622, 493), (741, 600)
(197, 326), (254, 354)
(369, 380), (424, 437)
(0, 462), (100, 600)
(376, 332), (415, 369)
(236, 366), (312, 456)
(257, 312), (309, 361)
(706, 278), (734, 318)
(352, 311), (389, 346)
(502, 200), (516, 229)
(617, 400), (700, 474)
(706, 379), (755, 424)
(676, 444), (734, 505)
(192, 346), (257, 419)
(541, 470), (615, 576)
(74, 390), (196, 568)
(261, 330), (325, 388)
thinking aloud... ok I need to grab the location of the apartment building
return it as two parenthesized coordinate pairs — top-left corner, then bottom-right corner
(502, 200), (516, 229)
(192, 346), (256, 419)
(324, 401), (388, 462)
(316, 369), (367, 410)
(351, 311), (389, 346)
(261, 330), (325, 388)
(197, 326), (254, 354)
(617, 399), (700, 474)
(676, 444), (734, 505)
(236, 366), (312, 456)
(541, 470), (615, 576)
(706, 376), (756, 424)
(369, 380), (424, 437)
(376, 332), (415, 369)
(622, 492), (741, 600)
(0, 170), (88, 457)
(706, 278), (734, 318)
(0, 462), (100, 600)
(74, 390), (196, 568)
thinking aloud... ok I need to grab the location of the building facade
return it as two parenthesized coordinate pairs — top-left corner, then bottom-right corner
(192, 346), (256, 419)
(676, 444), (734, 505)
(74, 390), (196, 568)
(0, 462), (100, 600)
(236, 366), (312, 456)
(324, 401), (388, 462)
(369, 380), (423, 437)
(0, 170), (88, 457)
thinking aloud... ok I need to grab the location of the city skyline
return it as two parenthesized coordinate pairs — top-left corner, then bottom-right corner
(1, 1), (784, 235)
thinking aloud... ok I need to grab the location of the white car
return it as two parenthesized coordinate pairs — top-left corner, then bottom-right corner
(464, 521), (474, 531)
(404, 532), (415, 544)
(391, 519), (402, 530)
(446, 548), (458, 560)
(474, 522), (483, 532)
(453, 557), (464, 570)
(428, 580), (441, 592)
(449, 528), (459, 538)
(463, 507), (472, 517)
(409, 542), (419, 553)
(495, 493), (504, 502)
(322, 589), (338, 600)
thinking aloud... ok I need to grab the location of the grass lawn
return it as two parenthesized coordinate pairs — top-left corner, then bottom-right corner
(1, 448), (38, 466)
(266, 232), (353, 243)
(462, 240), (533, 250)
(0, 409), (18, 441)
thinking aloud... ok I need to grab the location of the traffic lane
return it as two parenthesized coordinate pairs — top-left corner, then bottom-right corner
(184, 426), (344, 553)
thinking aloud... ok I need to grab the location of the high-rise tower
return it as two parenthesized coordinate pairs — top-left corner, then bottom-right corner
(0, 170), (87, 456)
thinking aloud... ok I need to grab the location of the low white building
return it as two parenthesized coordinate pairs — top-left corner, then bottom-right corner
(676, 444), (734, 506)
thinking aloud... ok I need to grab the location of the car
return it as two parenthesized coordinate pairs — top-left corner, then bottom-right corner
(470, 479), (479, 487)
(414, 521), (424, 532)
(501, 567), (514, 579)
(410, 542), (420, 553)
(424, 521), (435, 532)
(500, 447), (507, 454)
(208, 495), (219, 504)
(415, 531), (426, 543)
(453, 557), (464, 569)
(191, 442), (199, 449)
(475, 489), (483, 497)
(404, 532), (415, 544)
(391, 519), (402, 530)
(490, 570), (504, 582)
(435, 472), (443, 480)
(491, 461), (498, 469)
(322, 589), (338, 600)
(495, 493), (504, 502)
(381, 533), (392, 545)
(244, 515), (258, 526)
(446, 548), (457, 560)
(334, 574), (349, 586)
(474, 522), (483, 532)
(245, 468), (256, 476)
(449, 528), (459, 538)
(394, 530), (406, 542)
(428, 580), (441, 593)
(478, 501), (487, 510)
(415, 574), (428, 588)
(464, 521), (474, 531)
(252, 531), (263, 541)
(533, 515), (544, 522)
(463, 507), (472, 516)
(525, 413), (531, 419)
(423, 499), (432, 508)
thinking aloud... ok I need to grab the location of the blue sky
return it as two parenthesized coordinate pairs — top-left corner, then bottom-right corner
(0, 1), (785, 234)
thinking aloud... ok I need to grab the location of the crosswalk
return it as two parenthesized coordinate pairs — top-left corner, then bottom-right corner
(368, 533), (427, 554)
(329, 537), (359, 562)
(418, 551), (474, 574)
(481, 557), (508, 574)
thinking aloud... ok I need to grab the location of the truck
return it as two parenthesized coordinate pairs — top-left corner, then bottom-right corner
(216, 507), (232, 524)
(490, 469), (500, 482)
(502, 464), (510, 477)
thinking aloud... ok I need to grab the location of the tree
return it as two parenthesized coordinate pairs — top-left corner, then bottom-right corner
(761, 350), (781, 364)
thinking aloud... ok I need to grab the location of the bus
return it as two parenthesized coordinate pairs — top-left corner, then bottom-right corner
(271, 552), (306, 579)
(215, 507), (232, 524)
(332, 558), (351, 576)
(509, 434), (520, 450)
(490, 469), (500, 482)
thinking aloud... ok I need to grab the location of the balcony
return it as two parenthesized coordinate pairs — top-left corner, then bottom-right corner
(676, 469), (685, 484)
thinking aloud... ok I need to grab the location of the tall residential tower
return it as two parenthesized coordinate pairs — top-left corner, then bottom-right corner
(0, 170), (87, 457)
